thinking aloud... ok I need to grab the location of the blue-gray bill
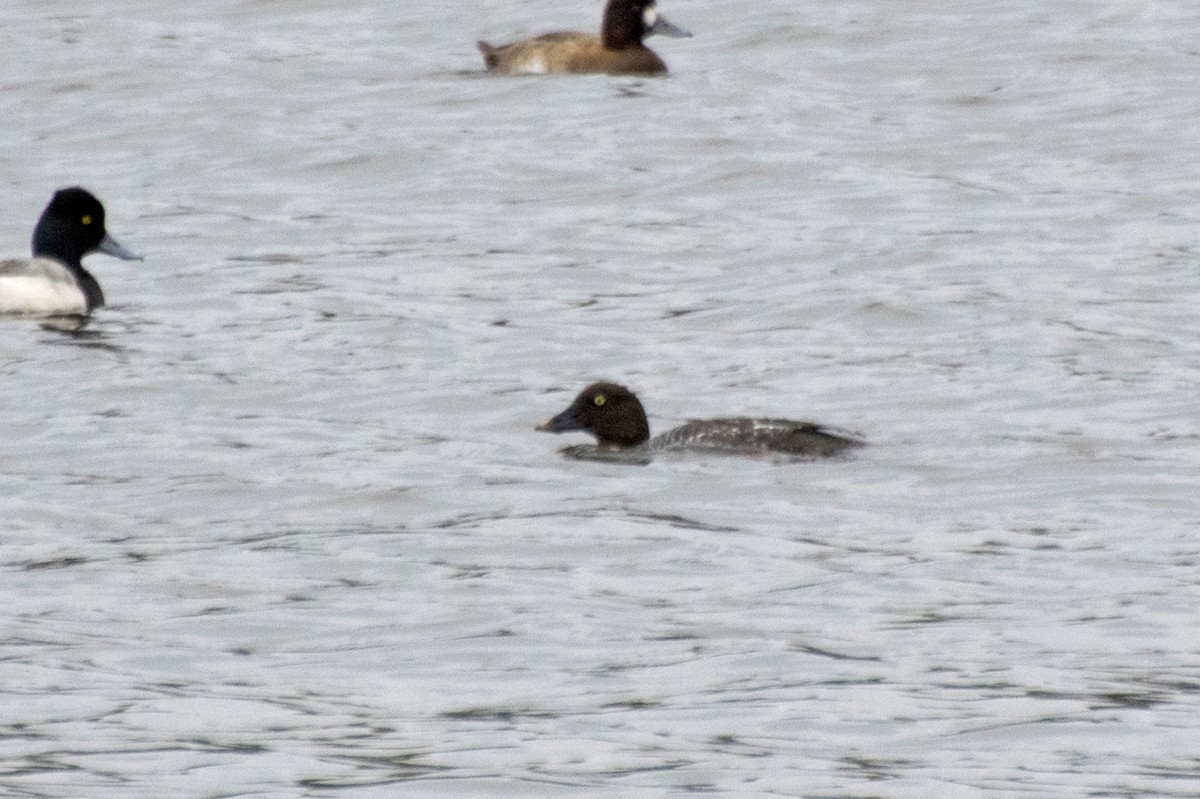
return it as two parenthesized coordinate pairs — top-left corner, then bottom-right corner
(97, 233), (143, 261)
(649, 15), (691, 38)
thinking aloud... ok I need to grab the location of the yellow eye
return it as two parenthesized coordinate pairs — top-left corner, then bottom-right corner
(81, 215), (93, 225)
(593, 394), (606, 406)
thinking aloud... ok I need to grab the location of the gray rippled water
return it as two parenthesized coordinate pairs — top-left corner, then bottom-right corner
(3, 0), (1199, 796)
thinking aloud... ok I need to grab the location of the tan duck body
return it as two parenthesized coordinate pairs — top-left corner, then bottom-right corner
(478, 0), (690, 76)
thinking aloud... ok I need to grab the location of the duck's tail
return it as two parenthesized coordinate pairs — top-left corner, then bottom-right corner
(476, 41), (498, 70)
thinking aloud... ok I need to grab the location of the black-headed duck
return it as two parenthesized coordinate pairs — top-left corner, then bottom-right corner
(538, 382), (864, 460)
(0, 187), (141, 317)
(478, 0), (691, 76)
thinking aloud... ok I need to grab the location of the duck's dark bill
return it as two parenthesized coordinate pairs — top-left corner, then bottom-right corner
(536, 410), (582, 434)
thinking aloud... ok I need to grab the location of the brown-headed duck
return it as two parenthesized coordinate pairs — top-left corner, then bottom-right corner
(538, 382), (864, 460)
(478, 0), (691, 76)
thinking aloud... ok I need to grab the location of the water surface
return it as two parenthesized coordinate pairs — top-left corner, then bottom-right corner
(3, 1), (1199, 796)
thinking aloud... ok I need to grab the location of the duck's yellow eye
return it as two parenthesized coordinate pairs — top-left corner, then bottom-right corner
(593, 394), (606, 407)
(81, 215), (92, 225)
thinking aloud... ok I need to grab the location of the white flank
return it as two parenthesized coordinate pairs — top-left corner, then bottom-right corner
(514, 53), (548, 75)
(0, 258), (88, 316)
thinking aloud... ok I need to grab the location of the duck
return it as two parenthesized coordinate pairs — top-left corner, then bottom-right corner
(537, 382), (864, 459)
(0, 187), (142, 317)
(477, 0), (691, 76)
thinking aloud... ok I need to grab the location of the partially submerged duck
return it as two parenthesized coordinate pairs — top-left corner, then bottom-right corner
(0, 187), (141, 317)
(538, 382), (864, 460)
(478, 0), (691, 76)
